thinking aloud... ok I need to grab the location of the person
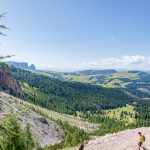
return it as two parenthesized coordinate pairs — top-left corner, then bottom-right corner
(138, 132), (145, 150)
(79, 143), (84, 150)
(79, 141), (88, 150)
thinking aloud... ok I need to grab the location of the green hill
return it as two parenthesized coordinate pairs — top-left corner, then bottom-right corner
(39, 70), (150, 99)
(11, 67), (137, 115)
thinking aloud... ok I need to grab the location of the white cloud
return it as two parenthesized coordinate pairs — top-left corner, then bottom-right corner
(102, 55), (150, 69)
(78, 55), (150, 70)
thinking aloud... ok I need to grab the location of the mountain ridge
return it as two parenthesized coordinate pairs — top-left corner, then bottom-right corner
(71, 69), (117, 75)
(6, 61), (36, 71)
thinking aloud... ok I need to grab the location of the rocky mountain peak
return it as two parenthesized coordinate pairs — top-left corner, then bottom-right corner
(5, 61), (36, 70)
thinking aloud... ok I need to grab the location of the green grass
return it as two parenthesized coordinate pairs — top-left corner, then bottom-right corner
(101, 72), (139, 88)
(103, 104), (136, 123)
(61, 74), (92, 83)
(37, 71), (140, 89)
(40, 108), (99, 133)
(77, 104), (136, 124)
(56, 72), (139, 88)
(102, 79), (132, 88)
(102, 78), (123, 88)
(111, 72), (139, 79)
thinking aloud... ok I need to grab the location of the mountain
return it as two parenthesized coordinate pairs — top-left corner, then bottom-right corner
(73, 69), (117, 75)
(6, 61), (36, 71)
(71, 127), (150, 150)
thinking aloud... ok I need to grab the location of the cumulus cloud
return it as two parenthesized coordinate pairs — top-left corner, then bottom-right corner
(102, 55), (150, 69)
(78, 55), (150, 70)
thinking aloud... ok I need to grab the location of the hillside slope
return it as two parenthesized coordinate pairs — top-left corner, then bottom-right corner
(0, 91), (98, 142)
(0, 92), (63, 147)
(11, 67), (137, 114)
(72, 127), (150, 150)
(40, 69), (150, 99)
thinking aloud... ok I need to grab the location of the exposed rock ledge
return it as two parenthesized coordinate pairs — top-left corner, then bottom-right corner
(0, 66), (22, 97)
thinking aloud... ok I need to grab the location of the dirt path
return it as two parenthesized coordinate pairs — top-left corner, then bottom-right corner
(71, 127), (150, 150)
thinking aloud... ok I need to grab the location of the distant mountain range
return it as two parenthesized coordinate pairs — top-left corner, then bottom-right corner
(6, 61), (36, 71)
(71, 69), (117, 75)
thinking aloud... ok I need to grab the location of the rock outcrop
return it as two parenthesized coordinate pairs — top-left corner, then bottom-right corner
(0, 63), (22, 97)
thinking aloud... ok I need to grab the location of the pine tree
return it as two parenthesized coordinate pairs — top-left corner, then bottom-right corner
(24, 124), (35, 150)
(0, 12), (14, 61)
(0, 114), (35, 150)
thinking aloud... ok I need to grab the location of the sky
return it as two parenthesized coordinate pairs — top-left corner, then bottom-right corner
(0, 0), (150, 71)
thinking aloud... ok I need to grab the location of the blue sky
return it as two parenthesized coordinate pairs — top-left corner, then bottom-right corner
(0, 0), (150, 70)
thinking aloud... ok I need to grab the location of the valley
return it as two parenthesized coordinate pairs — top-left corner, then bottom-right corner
(0, 62), (150, 150)
(1, 1), (150, 149)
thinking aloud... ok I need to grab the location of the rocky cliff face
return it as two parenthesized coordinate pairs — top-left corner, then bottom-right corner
(6, 61), (36, 70)
(0, 63), (22, 97)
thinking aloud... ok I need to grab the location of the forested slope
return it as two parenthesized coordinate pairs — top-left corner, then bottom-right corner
(11, 67), (138, 114)
(40, 69), (150, 99)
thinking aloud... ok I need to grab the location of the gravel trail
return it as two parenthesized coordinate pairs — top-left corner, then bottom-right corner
(72, 127), (150, 150)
